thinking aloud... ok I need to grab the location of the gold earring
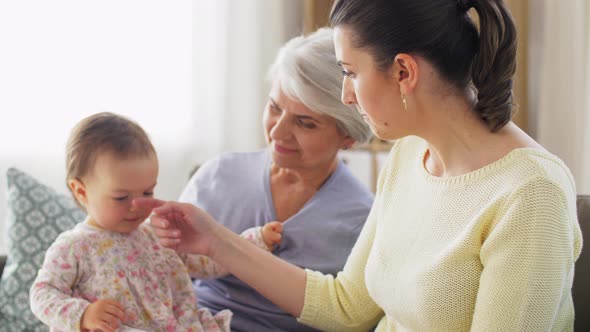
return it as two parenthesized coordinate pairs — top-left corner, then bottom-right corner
(401, 95), (407, 111)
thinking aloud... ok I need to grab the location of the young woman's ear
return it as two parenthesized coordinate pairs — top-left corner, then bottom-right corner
(68, 178), (88, 207)
(392, 53), (419, 96)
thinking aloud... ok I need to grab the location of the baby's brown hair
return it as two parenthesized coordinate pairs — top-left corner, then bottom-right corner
(66, 112), (156, 208)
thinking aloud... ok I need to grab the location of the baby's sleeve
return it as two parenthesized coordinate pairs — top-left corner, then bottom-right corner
(182, 254), (228, 279)
(29, 234), (90, 331)
(240, 226), (269, 251)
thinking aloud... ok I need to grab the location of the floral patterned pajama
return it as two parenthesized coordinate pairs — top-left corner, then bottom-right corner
(30, 221), (268, 332)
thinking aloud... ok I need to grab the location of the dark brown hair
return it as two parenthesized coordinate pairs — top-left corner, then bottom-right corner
(330, 0), (517, 131)
(66, 112), (156, 204)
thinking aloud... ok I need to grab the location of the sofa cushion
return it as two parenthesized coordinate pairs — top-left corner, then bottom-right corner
(0, 168), (84, 331)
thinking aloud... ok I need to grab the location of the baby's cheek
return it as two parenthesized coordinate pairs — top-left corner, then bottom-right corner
(98, 204), (127, 224)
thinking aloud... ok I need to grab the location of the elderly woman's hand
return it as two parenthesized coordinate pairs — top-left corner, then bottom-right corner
(132, 198), (220, 257)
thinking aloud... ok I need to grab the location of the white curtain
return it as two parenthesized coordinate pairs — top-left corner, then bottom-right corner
(0, 0), (303, 253)
(190, 0), (303, 162)
(0, 0), (194, 254)
(529, 0), (590, 194)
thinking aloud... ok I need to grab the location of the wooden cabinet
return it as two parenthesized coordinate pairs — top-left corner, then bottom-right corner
(303, 0), (335, 34)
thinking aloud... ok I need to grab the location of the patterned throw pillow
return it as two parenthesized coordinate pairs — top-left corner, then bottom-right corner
(0, 168), (84, 332)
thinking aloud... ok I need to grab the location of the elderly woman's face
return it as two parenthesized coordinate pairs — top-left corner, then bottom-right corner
(263, 86), (353, 170)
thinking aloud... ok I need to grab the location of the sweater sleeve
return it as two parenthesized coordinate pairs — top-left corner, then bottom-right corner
(297, 198), (383, 331)
(295, 142), (404, 332)
(472, 177), (582, 331)
(183, 226), (271, 279)
(29, 235), (90, 332)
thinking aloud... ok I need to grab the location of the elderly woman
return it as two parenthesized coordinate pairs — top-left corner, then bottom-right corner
(177, 28), (373, 331)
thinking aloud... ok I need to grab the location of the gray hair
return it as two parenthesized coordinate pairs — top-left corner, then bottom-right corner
(267, 27), (372, 144)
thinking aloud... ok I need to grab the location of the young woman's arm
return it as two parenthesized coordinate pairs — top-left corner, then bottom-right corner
(137, 199), (307, 316)
(135, 198), (383, 331)
(471, 177), (581, 330)
(180, 224), (281, 279)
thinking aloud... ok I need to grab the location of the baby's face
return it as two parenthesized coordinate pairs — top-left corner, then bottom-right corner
(83, 151), (158, 233)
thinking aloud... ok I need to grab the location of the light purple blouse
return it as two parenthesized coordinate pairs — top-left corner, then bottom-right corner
(179, 150), (374, 332)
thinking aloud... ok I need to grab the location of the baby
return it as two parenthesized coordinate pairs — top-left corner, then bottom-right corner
(30, 112), (282, 332)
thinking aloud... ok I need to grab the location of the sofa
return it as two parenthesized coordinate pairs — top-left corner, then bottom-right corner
(0, 190), (588, 330)
(574, 195), (590, 331)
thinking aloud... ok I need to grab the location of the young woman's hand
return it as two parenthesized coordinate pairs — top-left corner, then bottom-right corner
(133, 198), (220, 257)
(80, 299), (125, 332)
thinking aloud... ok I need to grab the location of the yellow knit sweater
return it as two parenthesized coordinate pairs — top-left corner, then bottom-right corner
(298, 136), (582, 332)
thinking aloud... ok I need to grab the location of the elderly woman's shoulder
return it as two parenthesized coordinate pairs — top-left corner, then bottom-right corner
(193, 150), (269, 181)
(330, 162), (375, 207)
(216, 150), (268, 164)
(204, 150), (268, 171)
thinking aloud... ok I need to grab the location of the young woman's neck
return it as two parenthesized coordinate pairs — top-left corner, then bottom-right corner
(415, 91), (511, 177)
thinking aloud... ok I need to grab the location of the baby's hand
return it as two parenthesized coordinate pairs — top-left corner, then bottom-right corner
(261, 221), (283, 249)
(81, 299), (125, 332)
